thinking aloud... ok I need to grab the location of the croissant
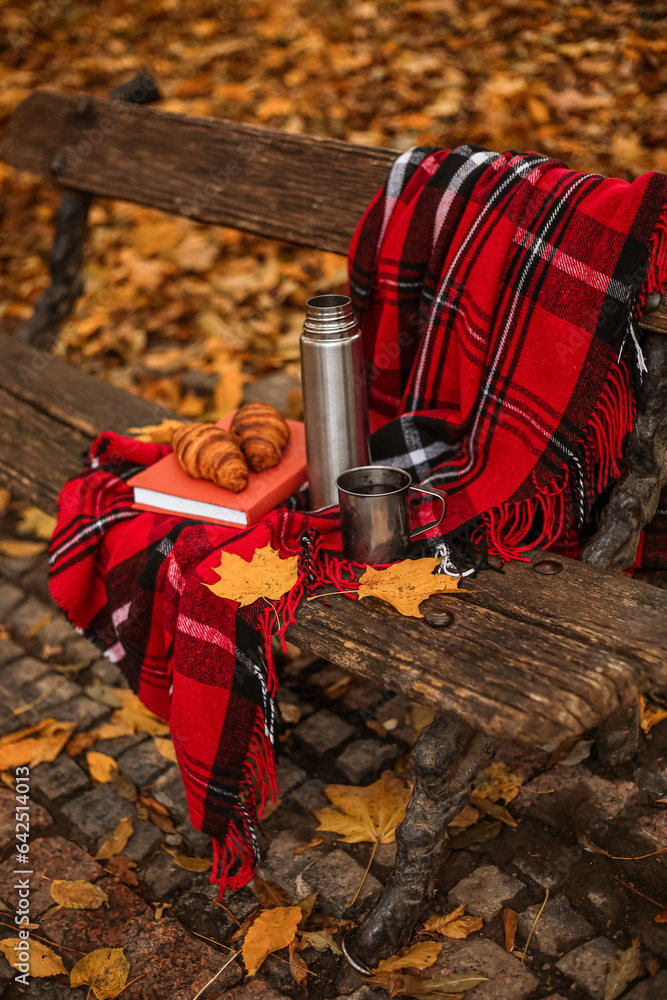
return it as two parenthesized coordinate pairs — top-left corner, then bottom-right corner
(230, 402), (290, 472)
(172, 423), (249, 493)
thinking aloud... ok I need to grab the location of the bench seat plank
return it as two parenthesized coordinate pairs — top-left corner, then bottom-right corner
(2, 334), (664, 748)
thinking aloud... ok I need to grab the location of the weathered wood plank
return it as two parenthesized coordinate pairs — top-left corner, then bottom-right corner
(287, 553), (667, 747)
(0, 331), (165, 512)
(2, 92), (394, 256)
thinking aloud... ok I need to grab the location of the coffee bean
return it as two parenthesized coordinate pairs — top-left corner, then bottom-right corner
(534, 559), (563, 575)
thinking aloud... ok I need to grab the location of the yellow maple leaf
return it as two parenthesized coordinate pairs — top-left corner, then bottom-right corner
(472, 762), (522, 805)
(357, 559), (460, 618)
(374, 940), (443, 974)
(0, 938), (66, 977)
(70, 947), (129, 1000)
(206, 545), (299, 607)
(242, 905), (302, 976)
(422, 903), (483, 940)
(315, 770), (412, 845)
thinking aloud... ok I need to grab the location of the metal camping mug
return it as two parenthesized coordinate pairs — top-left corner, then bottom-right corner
(336, 465), (447, 564)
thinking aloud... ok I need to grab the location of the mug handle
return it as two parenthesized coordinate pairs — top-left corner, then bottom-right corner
(408, 485), (448, 539)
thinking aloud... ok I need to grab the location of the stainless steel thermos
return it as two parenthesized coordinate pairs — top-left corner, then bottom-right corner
(300, 294), (370, 508)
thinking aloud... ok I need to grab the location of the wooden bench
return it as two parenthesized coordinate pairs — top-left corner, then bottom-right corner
(2, 83), (667, 971)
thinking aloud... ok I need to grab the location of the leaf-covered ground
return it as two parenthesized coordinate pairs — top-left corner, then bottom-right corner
(1, 0), (667, 417)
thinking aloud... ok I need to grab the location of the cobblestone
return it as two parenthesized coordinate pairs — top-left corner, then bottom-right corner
(517, 894), (594, 957)
(50, 693), (112, 729)
(31, 755), (90, 801)
(117, 738), (172, 786)
(336, 738), (399, 782)
(142, 851), (200, 898)
(294, 708), (355, 754)
(61, 783), (138, 854)
(152, 765), (189, 823)
(0, 655), (50, 692)
(0, 638), (22, 666)
(0, 788), (52, 852)
(0, 581), (25, 620)
(429, 937), (538, 1000)
(38, 614), (77, 646)
(556, 937), (617, 1000)
(290, 777), (329, 812)
(448, 865), (526, 922)
(0, 836), (102, 917)
(6, 594), (52, 637)
(65, 633), (101, 665)
(89, 657), (125, 686)
(624, 971), (667, 999)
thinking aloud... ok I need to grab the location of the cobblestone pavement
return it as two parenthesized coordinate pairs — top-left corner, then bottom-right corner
(0, 545), (666, 1000)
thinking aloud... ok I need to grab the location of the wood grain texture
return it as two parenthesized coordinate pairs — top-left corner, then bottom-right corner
(0, 331), (166, 512)
(2, 91), (395, 255)
(287, 553), (667, 747)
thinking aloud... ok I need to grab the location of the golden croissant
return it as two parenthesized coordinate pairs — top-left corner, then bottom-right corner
(172, 423), (249, 493)
(230, 402), (290, 472)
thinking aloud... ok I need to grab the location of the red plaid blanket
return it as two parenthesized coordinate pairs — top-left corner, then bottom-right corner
(50, 146), (667, 898)
(350, 145), (667, 567)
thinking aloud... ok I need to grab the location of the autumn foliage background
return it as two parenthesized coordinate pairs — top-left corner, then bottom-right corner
(1, 0), (666, 417)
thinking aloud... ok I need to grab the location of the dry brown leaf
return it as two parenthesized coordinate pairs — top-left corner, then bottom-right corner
(163, 846), (212, 872)
(16, 506), (57, 539)
(206, 545), (299, 607)
(109, 769), (138, 802)
(369, 970), (487, 997)
(300, 930), (342, 955)
(468, 794), (518, 828)
(655, 909), (667, 923)
(292, 838), (324, 855)
(448, 804), (480, 829)
(316, 771), (412, 846)
(110, 691), (169, 736)
(605, 939), (642, 1000)
(503, 908), (518, 952)
(0, 539), (47, 557)
(103, 854), (139, 887)
(86, 750), (119, 784)
(50, 879), (109, 910)
(472, 762), (522, 804)
(95, 816), (133, 860)
(640, 695), (667, 734)
(289, 943), (309, 989)
(128, 418), (184, 443)
(70, 947), (130, 1000)
(0, 488), (10, 515)
(422, 905), (483, 940)
(253, 876), (292, 908)
(297, 893), (318, 926)
(278, 702), (302, 724)
(0, 719), (77, 769)
(0, 938), (66, 977)
(375, 941), (443, 973)
(242, 905), (302, 976)
(153, 736), (177, 762)
(357, 559), (460, 618)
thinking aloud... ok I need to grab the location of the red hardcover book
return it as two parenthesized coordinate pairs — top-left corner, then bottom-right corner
(128, 415), (307, 527)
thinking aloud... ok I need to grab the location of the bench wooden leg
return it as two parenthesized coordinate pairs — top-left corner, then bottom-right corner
(349, 714), (496, 969)
(581, 332), (667, 571)
(596, 699), (640, 766)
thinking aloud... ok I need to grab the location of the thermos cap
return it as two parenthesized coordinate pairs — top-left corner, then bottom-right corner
(303, 294), (358, 339)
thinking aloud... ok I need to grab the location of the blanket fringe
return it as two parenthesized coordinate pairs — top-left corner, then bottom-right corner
(472, 359), (636, 563)
(211, 530), (361, 898)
